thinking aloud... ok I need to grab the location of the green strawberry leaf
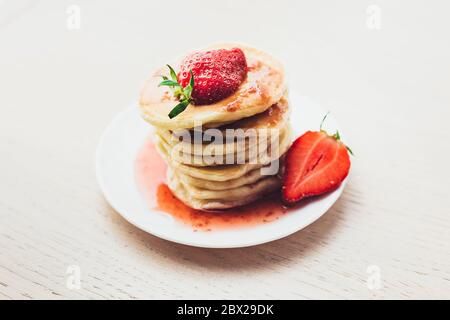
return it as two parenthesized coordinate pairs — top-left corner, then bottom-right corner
(320, 111), (330, 131)
(319, 112), (354, 156)
(167, 64), (178, 82)
(160, 66), (195, 119)
(189, 70), (195, 88)
(182, 71), (194, 99)
(183, 86), (192, 99)
(168, 99), (190, 119)
(158, 79), (181, 87)
(346, 146), (354, 156)
(333, 130), (341, 140)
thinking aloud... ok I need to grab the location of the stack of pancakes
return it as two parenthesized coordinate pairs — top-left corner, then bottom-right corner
(140, 44), (291, 210)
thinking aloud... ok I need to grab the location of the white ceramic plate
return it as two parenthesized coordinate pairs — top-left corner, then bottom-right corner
(96, 92), (347, 248)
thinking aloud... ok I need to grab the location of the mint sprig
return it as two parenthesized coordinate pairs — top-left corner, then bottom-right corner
(159, 65), (194, 118)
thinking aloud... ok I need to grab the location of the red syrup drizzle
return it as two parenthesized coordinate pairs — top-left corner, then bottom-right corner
(135, 137), (290, 231)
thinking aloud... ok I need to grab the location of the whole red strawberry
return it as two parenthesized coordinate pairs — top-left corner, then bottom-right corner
(282, 116), (352, 203)
(177, 48), (247, 105)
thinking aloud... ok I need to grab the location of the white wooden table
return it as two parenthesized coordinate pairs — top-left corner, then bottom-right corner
(1, 1), (449, 299)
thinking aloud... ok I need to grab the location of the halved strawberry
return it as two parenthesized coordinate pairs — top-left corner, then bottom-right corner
(282, 118), (352, 203)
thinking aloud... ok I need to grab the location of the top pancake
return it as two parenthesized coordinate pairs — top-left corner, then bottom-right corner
(139, 43), (286, 130)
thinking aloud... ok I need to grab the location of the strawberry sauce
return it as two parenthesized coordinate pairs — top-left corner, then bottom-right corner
(135, 137), (289, 231)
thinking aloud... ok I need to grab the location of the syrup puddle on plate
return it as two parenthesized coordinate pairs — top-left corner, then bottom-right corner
(135, 137), (291, 231)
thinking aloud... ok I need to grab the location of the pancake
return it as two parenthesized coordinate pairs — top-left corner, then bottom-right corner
(156, 94), (290, 157)
(218, 93), (290, 132)
(173, 162), (281, 190)
(167, 170), (281, 210)
(170, 169), (281, 201)
(154, 126), (292, 181)
(140, 43), (286, 130)
(155, 126), (286, 167)
(157, 127), (261, 157)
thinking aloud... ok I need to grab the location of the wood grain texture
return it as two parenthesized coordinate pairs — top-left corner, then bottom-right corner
(1, 0), (449, 299)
